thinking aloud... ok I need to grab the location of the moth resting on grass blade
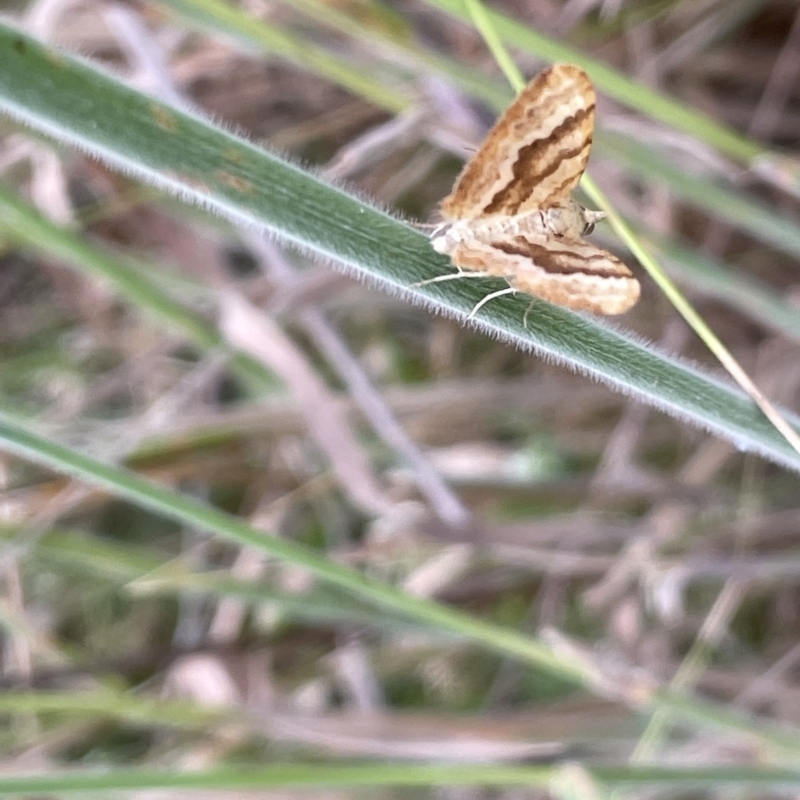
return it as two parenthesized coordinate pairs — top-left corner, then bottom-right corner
(428, 64), (640, 316)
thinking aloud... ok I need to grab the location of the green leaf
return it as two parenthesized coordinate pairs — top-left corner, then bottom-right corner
(0, 23), (799, 471)
(0, 761), (798, 794)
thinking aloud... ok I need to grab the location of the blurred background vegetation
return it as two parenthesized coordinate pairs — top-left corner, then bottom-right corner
(1, 0), (800, 795)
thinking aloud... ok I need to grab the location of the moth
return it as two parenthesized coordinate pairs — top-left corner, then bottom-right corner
(429, 64), (640, 316)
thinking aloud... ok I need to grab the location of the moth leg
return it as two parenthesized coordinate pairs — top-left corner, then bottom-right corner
(467, 286), (517, 319)
(411, 270), (494, 289)
(522, 298), (538, 329)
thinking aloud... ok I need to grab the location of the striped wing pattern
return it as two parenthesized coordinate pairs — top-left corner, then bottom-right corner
(430, 64), (640, 315)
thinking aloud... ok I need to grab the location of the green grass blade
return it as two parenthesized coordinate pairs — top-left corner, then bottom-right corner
(419, 0), (762, 162)
(0, 409), (583, 682)
(0, 182), (283, 395)
(3, 411), (800, 755)
(156, 0), (800, 268)
(158, 0), (411, 113)
(0, 763), (798, 794)
(160, 0), (513, 113)
(652, 235), (800, 343)
(598, 131), (800, 260)
(276, 0), (515, 109)
(16, 526), (423, 629)
(1, 23), (800, 470)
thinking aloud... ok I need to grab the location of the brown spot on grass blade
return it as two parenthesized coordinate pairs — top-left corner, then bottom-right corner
(214, 170), (254, 195)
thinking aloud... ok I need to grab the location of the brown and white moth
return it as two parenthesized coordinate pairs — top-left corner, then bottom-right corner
(430, 64), (640, 315)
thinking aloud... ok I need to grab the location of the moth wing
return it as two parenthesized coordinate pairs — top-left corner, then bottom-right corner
(445, 232), (639, 315)
(441, 64), (596, 221)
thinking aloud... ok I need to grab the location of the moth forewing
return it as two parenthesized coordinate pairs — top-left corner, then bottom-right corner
(429, 63), (640, 316)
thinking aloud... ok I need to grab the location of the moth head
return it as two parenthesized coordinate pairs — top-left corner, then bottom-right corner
(580, 208), (607, 235)
(430, 222), (457, 253)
